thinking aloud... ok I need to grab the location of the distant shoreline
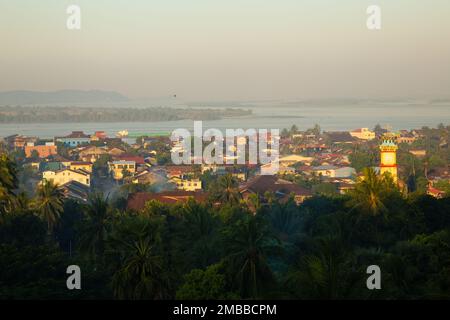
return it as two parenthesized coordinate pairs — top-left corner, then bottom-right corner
(0, 103), (447, 140)
(0, 106), (252, 124)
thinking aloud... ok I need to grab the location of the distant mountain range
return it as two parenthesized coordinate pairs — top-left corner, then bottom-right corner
(0, 90), (129, 105)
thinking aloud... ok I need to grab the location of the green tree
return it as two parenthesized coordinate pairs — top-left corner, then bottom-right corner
(209, 174), (241, 205)
(312, 183), (338, 196)
(264, 198), (301, 242)
(93, 154), (112, 178)
(373, 124), (386, 137)
(0, 153), (18, 217)
(156, 153), (171, 165)
(223, 215), (280, 298)
(78, 193), (113, 260)
(0, 213), (47, 247)
(348, 168), (398, 216)
(313, 124), (321, 136)
(142, 200), (171, 217)
(180, 199), (221, 268)
(246, 193), (262, 212)
(285, 237), (360, 299)
(176, 263), (237, 300)
(33, 180), (64, 235)
(349, 150), (376, 172)
(434, 180), (450, 197)
(111, 236), (166, 300)
(263, 191), (276, 207)
(427, 155), (446, 170)
(290, 124), (299, 134)
(30, 149), (40, 160)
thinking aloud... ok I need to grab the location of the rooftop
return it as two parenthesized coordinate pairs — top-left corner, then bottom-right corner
(61, 131), (90, 139)
(127, 191), (208, 210)
(240, 175), (312, 197)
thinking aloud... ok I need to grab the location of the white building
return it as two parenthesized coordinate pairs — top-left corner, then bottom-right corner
(42, 169), (91, 187)
(278, 155), (314, 166)
(349, 128), (375, 140)
(171, 177), (202, 191)
(312, 165), (356, 178)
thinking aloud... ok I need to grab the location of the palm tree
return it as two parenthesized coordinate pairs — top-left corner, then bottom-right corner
(263, 191), (276, 207)
(348, 167), (395, 216)
(246, 193), (261, 213)
(13, 192), (32, 214)
(79, 193), (112, 260)
(34, 180), (64, 234)
(183, 200), (217, 239)
(0, 153), (18, 218)
(285, 237), (360, 299)
(224, 215), (280, 298)
(212, 174), (241, 205)
(112, 236), (165, 299)
(266, 198), (301, 242)
(182, 199), (219, 267)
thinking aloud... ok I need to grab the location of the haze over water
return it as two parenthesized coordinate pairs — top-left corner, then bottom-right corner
(2, 1), (449, 138)
(0, 100), (448, 138)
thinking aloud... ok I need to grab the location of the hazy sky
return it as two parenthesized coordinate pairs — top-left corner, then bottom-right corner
(1, 0), (450, 101)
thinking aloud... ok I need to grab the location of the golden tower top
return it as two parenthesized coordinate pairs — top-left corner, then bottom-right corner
(379, 133), (398, 152)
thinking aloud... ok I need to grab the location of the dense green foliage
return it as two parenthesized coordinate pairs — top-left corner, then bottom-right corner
(1, 152), (450, 300)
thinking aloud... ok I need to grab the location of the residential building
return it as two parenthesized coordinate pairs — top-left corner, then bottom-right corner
(278, 155), (314, 166)
(90, 131), (107, 141)
(260, 162), (280, 175)
(107, 147), (126, 156)
(132, 170), (168, 185)
(172, 177), (202, 191)
(78, 146), (109, 162)
(39, 161), (65, 172)
(113, 155), (145, 166)
(350, 128), (376, 140)
(409, 149), (426, 158)
(296, 144), (328, 153)
(165, 165), (198, 179)
(201, 164), (248, 181)
(324, 132), (356, 144)
(108, 160), (136, 180)
(337, 182), (355, 194)
(397, 132), (417, 144)
(24, 142), (58, 158)
(278, 165), (296, 175)
(43, 168), (91, 187)
(230, 169), (248, 181)
(312, 165), (356, 178)
(69, 161), (93, 173)
(29, 161), (41, 170)
(56, 131), (91, 147)
(5, 135), (38, 149)
(127, 191), (208, 210)
(240, 175), (312, 205)
(59, 180), (90, 202)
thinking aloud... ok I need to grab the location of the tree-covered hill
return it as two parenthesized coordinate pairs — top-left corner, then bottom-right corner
(0, 106), (251, 123)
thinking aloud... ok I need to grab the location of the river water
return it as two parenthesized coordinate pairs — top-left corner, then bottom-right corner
(0, 101), (448, 138)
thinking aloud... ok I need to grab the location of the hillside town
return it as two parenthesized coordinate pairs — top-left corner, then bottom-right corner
(1, 124), (449, 210)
